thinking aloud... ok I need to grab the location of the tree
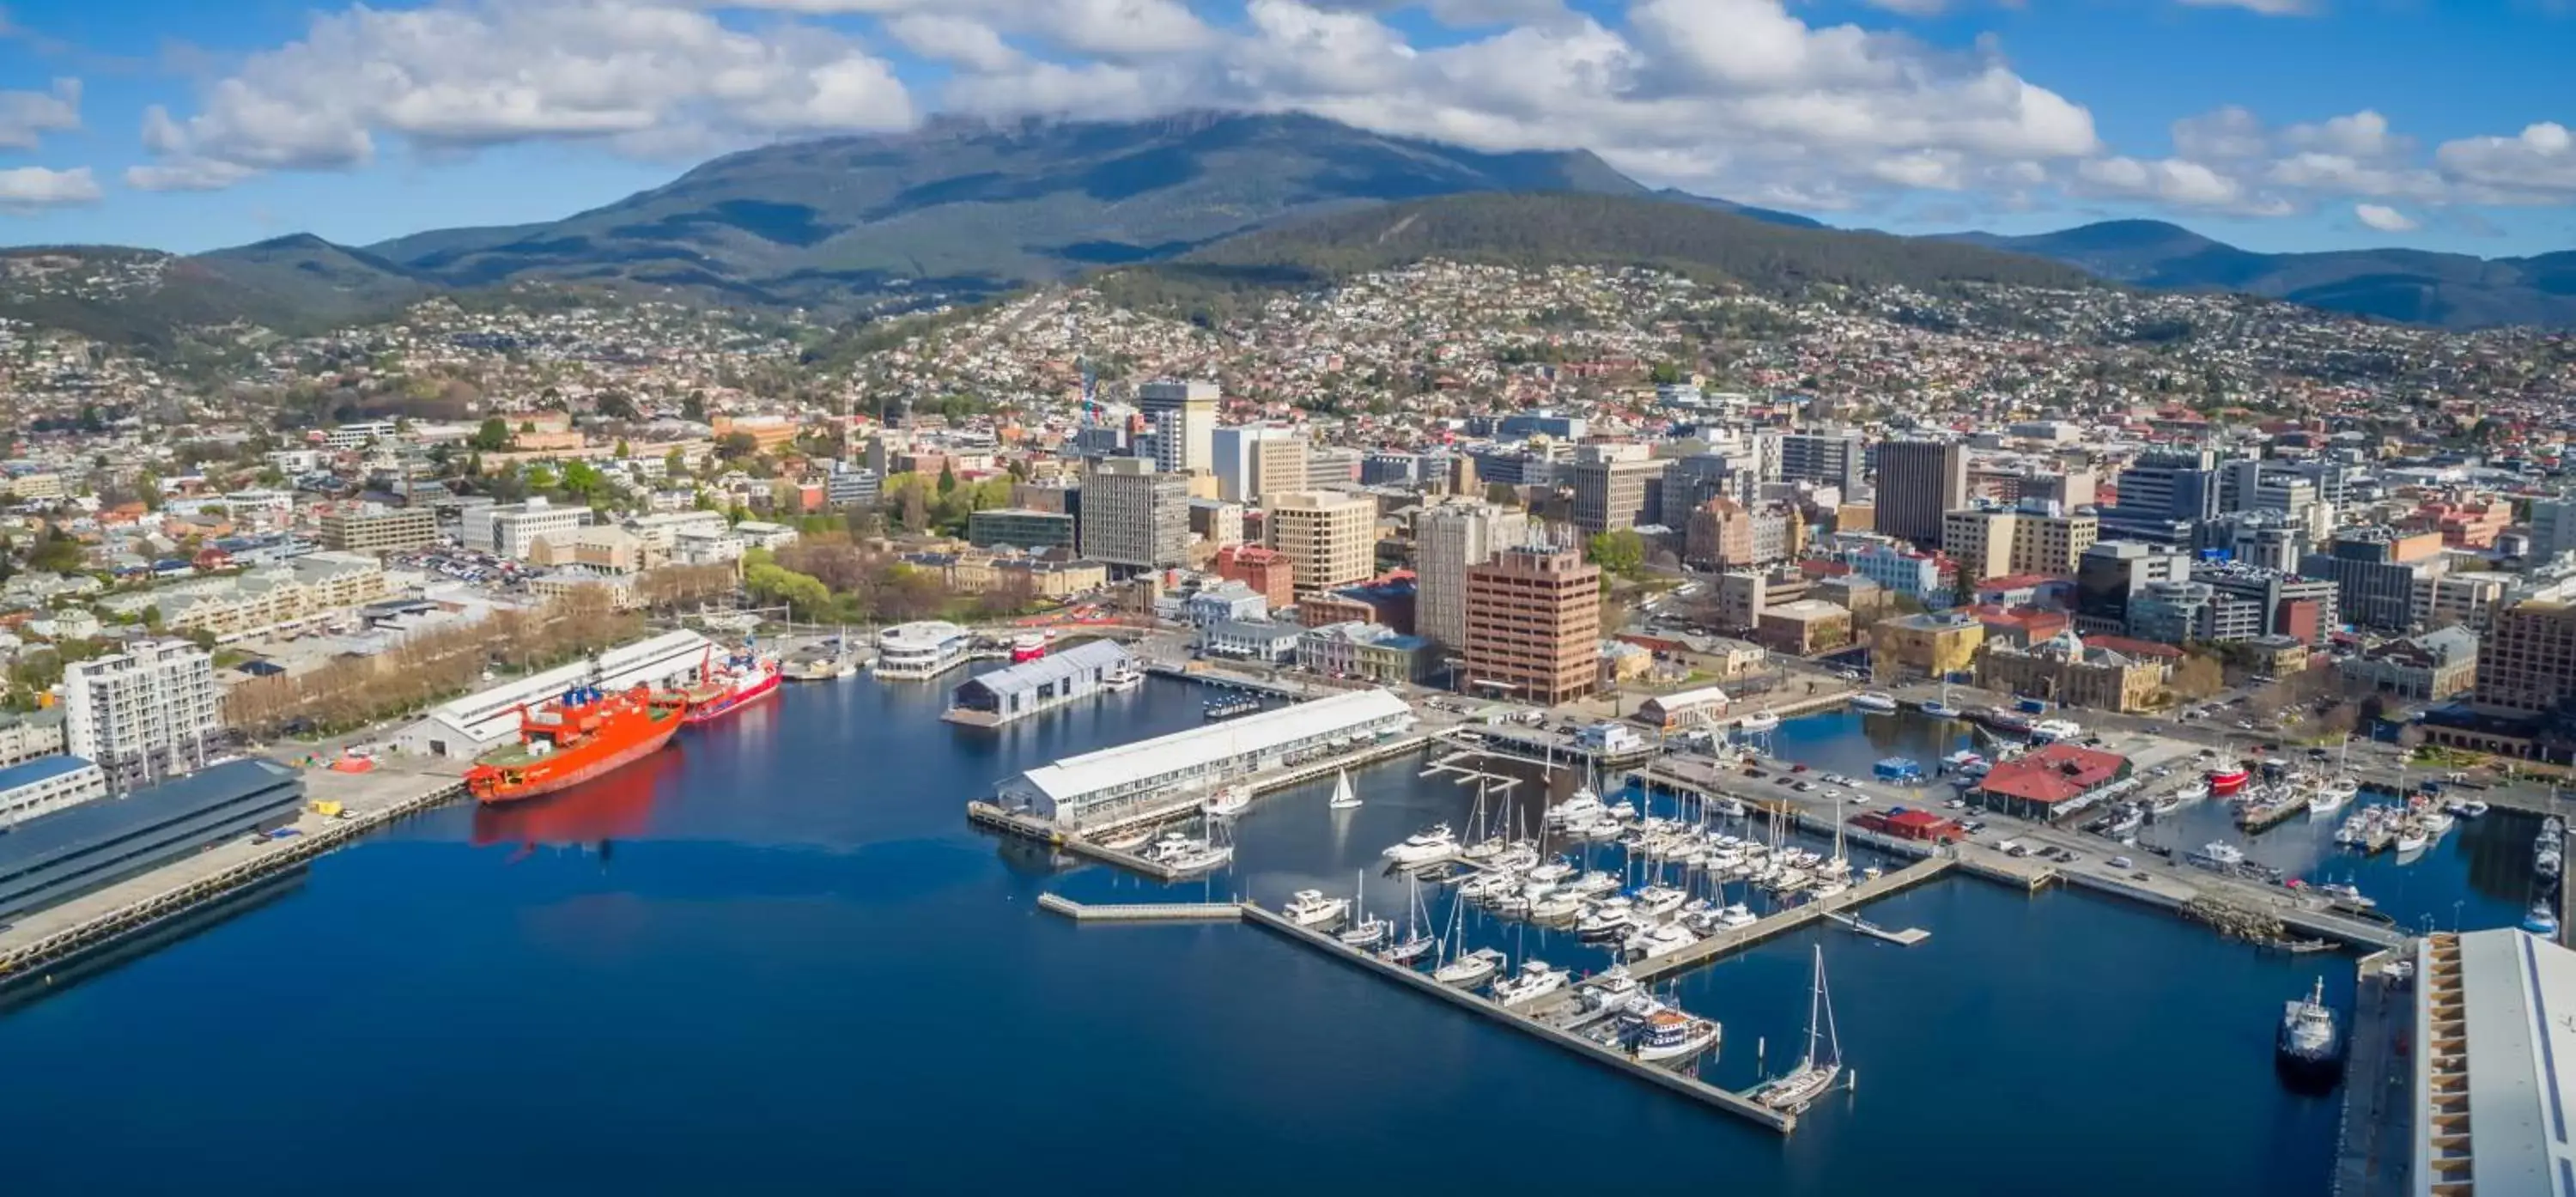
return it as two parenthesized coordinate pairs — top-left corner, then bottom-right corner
(664, 447), (688, 479)
(682, 391), (708, 423)
(615, 438), (633, 459)
(2168, 652), (2227, 701)
(719, 432), (759, 460)
(1485, 482), (1521, 508)
(937, 463), (958, 496)
(471, 417), (513, 452)
(596, 392), (641, 422)
(1585, 530), (1646, 577)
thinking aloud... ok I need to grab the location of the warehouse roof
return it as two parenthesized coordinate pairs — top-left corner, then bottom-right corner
(0, 755), (99, 788)
(954, 640), (1130, 701)
(0, 758), (300, 873)
(1014, 689), (1411, 805)
(2423, 929), (2576, 1194)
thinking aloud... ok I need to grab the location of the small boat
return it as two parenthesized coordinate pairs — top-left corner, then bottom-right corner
(2306, 776), (2360, 815)
(2312, 882), (2374, 908)
(2188, 842), (2248, 872)
(1490, 960), (1569, 1007)
(2393, 824), (2429, 854)
(2275, 975), (2343, 1088)
(1737, 711), (1783, 734)
(1849, 691), (1899, 713)
(1917, 701), (1960, 720)
(1605, 799), (1639, 822)
(1560, 871), (1621, 900)
(2524, 902), (2561, 937)
(1633, 884), (1689, 918)
(2172, 781), (2210, 805)
(1716, 795), (1748, 819)
(2029, 718), (2083, 743)
(1382, 824), (1460, 866)
(1623, 921), (1699, 962)
(1147, 829), (1233, 874)
(1716, 902), (1758, 929)
(1284, 889), (1351, 927)
(2443, 797), (2488, 818)
(1100, 662), (1145, 691)
(1338, 914), (1392, 950)
(2540, 843), (2565, 880)
(1580, 965), (1649, 1017)
(1383, 876), (1437, 963)
(1201, 785), (1251, 818)
(1326, 769), (1362, 811)
(1753, 946), (1844, 1112)
(1204, 694), (1262, 720)
(1577, 897), (1639, 939)
(1434, 947), (1506, 987)
(1630, 1006), (1722, 1062)
(1097, 827), (1155, 852)
(1530, 891), (1586, 922)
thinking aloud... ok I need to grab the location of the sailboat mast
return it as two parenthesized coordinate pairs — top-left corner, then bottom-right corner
(1805, 945), (1826, 1067)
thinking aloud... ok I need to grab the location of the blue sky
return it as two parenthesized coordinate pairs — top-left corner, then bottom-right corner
(1, 0), (2571, 256)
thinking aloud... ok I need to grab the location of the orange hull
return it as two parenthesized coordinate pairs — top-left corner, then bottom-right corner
(467, 686), (686, 805)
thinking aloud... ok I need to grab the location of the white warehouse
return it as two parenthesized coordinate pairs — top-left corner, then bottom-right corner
(392, 629), (714, 758)
(997, 688), (1414, 827)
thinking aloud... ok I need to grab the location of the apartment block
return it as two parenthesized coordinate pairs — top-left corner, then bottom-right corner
(1464, 545), (1601, 705)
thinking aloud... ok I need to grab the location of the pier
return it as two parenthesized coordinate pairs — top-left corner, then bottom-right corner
(0, 763), (468, 990)
(1625, 856), (1954, 982)
(1035, 895), (1244, 922)
(1238, 901), (1798, 1134)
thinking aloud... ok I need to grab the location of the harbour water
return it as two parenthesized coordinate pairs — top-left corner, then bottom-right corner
(0, 680), (2422, 1194)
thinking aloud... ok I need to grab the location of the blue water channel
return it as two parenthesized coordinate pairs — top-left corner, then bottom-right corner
(0, 680), (2497, 1194)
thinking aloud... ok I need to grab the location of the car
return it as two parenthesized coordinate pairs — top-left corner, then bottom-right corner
(2236, 720), (2255, 729)
(1746, 769), (1767, 778)
(2131, 872), (2154, 882)
(1848, 793), (1869, 805)
(1795, 781), (1816, 792)
(1774, 776), (1795, 786)
(1789, 763), (1809, 773)
(2307, 747), (2330, 758)
(2109, 855), (2134, 869)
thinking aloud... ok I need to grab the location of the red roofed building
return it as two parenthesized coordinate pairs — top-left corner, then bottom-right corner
(1975, 742), (2133, 821)
(1215, 544), (1294, 610)
(1853, 807), (1968, 844)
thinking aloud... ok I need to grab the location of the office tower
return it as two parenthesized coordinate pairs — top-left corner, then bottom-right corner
(1874, 440), (1969, 546)
(1211, 424), (1308, 504)
(1415, 501), (1529, 650)
(2474, 598), (2576, 714)
(2532, 496), (2576, 563)
(2112, 447), (2221, 523)
(1078, 459), (1189, 575)
(1266, 490), (1378, 599)
(2075, 540), (2192, 634)
(1571, 445), (1670, 537)
(1137, 380), (1218, 476)
(1778, 432), (1866, 493)
(64, 639), (222, 792)
(1941, 503), (2099, 581)
(1464, 545), (1601, 704)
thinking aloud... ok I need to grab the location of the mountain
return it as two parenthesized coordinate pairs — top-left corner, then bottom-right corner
(1648, 187), (1826, 230)
(358, 112), (1664, 309)
(1940, 220), (2576, 329)
(1092, 191), (2095, 320)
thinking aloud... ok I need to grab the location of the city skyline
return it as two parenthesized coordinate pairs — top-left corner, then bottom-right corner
(0, 0), (2567, 256)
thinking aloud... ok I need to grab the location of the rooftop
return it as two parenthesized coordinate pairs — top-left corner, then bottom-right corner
(953, 640), (1131, 701)
(1012, 689), (1412, 805)
(2421, 929), (2576, 1195)
(0, 758), (299, 873)
(0, 755), (97, 789)
(1978, 742), (2129, 806)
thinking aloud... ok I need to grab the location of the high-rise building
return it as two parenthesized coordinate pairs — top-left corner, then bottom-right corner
(64, 639), (222, 793)
(2075, 540), (2193, 635)
(2473, 599), (2576, 715)
(1212, 424), (1308, 503)
(1078, 459), (1189, 575)
(2110, 447), (2221, 525)
(1266, 490), (1377, 600)
(2196, 563), (2341, 645)
(1571, 445), (1670, 537)
(1941, 503), (2099, 582)
(1137, 380), (1218, 476)
(2531, 496), (2576, 563)
(1415, 501), (1529, 650)
(1777, 432), (1866, 492)
(318, 505), (437, 554)
(1659, 453), (1750, 521)
(465, 498), (586, 559)
(1305, 447), (1364, 489)
(1874, 440), (1969, 546)
(2300, 529), (2447, 631)
(1464, 545), (1601, 705)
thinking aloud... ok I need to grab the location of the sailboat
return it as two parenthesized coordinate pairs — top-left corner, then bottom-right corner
(1753, 945), (1844, 1112)
(1328, 769), (1362, 811)
(1383, 874), (1437, 963)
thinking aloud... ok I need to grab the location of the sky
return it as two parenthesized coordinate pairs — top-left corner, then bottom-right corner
(0, 0), (2572, 257)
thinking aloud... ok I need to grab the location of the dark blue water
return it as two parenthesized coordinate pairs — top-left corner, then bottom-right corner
(0, 679), (2351, 1195)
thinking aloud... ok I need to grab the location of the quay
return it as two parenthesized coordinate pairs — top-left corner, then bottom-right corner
(1625, 856), (1953, 982)
(1035, 895), (1243, 922)
(1238, 901), (1798, 1134)
(2331, 950), (2414, 1197)
(0, 761), (468, 990)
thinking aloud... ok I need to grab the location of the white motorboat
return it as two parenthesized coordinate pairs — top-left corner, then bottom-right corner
(1561, 871), (1622, 901)
(1148, 828), (1233, 874)
(1382, 823), (1461, 866)
(1631, 1006), (1723, 1062)
(1623, 921), (1699, 962)
(1605, 799), (1640, 822)
(1737, 711), (1783, 734)
(1523, 860), (1577, 893)
(1327, 769), (1362, 811)
(1338, 914), (1392, 949)
(1491, 842), (1542, 872)
(1716, 796), (1748, 819)
(1546, 789), (1605, 828)
(1577, 897), (1637, 938)
(1580, 965), (1649, 1018)
(2306, 776), (2359, 815)
(1574, 817), (1623, 842)
(1490, 960), (1569, 1007)
(2188, 842), (2248, 871)
(1530, 891), (1586, 922)
(2174, 781), (2210, 804)
(1808, 878), (1850, 900)
(1284, 889), (1351, 927)
(1849, 692), (1899, 713)
(1716, 902), (1758, 929)
(2393, 824), (2429, 854)
(1632, 884), (1688, 918)
(2029, 718), (2084, 743)
(1201, 784), (1251, 818)
(1096, 827), (1155, 852)
(1433, 947), (1505, 987)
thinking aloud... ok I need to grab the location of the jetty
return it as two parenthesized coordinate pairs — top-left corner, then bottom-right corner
(1036, 895), (1243, 922)
(1625, 856), (1953, 982)
(1238, 901), (1798, 1134)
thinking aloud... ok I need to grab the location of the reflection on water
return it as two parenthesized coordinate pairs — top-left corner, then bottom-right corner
(467, 747), (678, 850)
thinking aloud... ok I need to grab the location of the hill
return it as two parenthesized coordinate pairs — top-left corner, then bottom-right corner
(1939, 221), (2576, 329)
(1092, 191), (2096, 320)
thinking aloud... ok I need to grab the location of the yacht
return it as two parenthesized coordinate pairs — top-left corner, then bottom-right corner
(1580, 965), (1650, 1018)
(2275, 976), (2343, 1088)
(1327, 769), (1362, 811)
(1605, 799), (1640, 823)
(1383, 879), (1437, 964)
(1382, 824), (1460, 866)
(1631, 1006), (1723, 1062)
(1148, 830), (1233, 875)
(1524, 860), (1577, 892)
(1201, 785), (1251, 818)
(1433, 947), (1506, 987)
(2539, 817), (2566, 879)
(873, 621), (975, 680)
(2188, 842), (2249, 872)
(1337, 914), (1392, 950)
(2029, 718), (2084, 743)
(1716, 902), (1759, 929)
(1490, 960), (1570, 1007)
(1623, 921), (1700, 963)
(1283, 890), (1351, 928)
(1561, 871), (1622, 901)
(1633, 884), (1689, 919)
(1752, 946), (1844, 1112)
(1577, 898), (1639, 939)
(1737, 711), (1783, 734)
(1849, 691), (1899, 713)
(1546, 788), (1606, 828)
(1530, 892), (1587, 923)
(1100, 661), (1145, 692)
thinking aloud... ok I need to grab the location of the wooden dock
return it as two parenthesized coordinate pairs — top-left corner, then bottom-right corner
(1238, 902), (1796, 1134)
(966, 802), (1184, 882)
(1821, 910), (1930, 945)
(1626, 856), (1954, 982)
(1036, 895), (1243, 922)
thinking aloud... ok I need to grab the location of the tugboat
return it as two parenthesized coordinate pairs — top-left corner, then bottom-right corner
(2275, 976), (2343, 1091)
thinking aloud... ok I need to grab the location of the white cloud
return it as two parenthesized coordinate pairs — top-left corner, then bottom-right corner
(0, 77), (80, 152)
(2174, 0), (2319, 15)
(136, 0), (914, 188)
(2282, 109), (2407, 159)
(2170, 106), (2269, 162)
(0, 165), (101, 209)
(2354, 203), (2418, 232)
(2074, 154), (2290, 215)
(2434, 122), (2576, 201)
(1862, 0), (1952, 15)
(123, 159), (260, 192)
(884, 14), (1021, 72)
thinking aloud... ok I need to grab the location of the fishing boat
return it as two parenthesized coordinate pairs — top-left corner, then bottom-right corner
(1327, 769), (1362, 811)
(2187, 842), (2249, 872)
(1434, 947), (1506, 987)
(2275, 976), (2343, 1088)
(2393, 823), (2429, 854)
(1849, 691), (1899, 713)
(2208, 767), (2252, 797)
(678, 639), (784, 726)
(1630, 1006), (1722, 1062)
(1284, 889), (1351, 927)
(1201, 784), (1251, 818)
(1490, 960), (1569, 1007)
(1382, 823), (1461, 866)
(1752, 946), (1844, 1112)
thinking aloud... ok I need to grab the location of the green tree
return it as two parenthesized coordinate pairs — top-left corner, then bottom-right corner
(615, 438), (633, 459)
(937, 464), (957, 495)
(26, 527), (85, 574)
(664, 447), (688, 479)
(683, 391), (708, 423)
(471, 417), (513, 452)
(1585, 530), (1646, 577)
